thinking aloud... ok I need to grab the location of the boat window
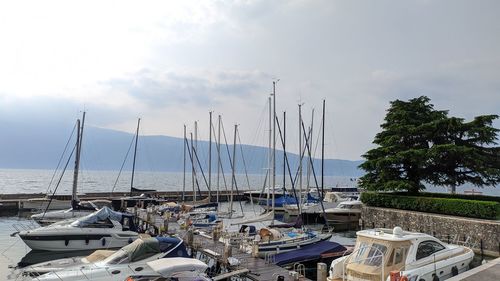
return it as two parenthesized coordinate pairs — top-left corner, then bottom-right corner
(364, 243), (387, 267)
(387, 247), (407, 266)
(416, 240), (445, 260)
(352, 242), (368, 264)
(83, 218), (114, 228)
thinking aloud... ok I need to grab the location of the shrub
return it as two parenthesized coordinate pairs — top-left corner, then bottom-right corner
(361, 192), (500, 220)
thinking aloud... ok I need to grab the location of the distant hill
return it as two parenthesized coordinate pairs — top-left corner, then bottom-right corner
(0, 120), (364, 177)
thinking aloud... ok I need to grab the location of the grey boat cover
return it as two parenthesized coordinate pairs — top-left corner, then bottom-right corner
(121, 237), (160, 262)
(71, 206), (122, 227)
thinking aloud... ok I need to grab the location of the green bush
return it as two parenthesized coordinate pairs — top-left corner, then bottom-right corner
(361, 192), (500, 220)
(392, 192), (500, 203)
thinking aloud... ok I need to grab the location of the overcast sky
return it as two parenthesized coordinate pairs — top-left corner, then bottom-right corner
(1, 0), (499, 160)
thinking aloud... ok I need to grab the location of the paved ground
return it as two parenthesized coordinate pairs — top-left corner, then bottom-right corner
(447, 257), (500, 281)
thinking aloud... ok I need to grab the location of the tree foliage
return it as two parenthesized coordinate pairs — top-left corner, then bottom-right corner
(359, 96), (500, 193)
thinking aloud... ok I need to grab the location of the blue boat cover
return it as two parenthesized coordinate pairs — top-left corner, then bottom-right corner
(274, 240), (346, 266)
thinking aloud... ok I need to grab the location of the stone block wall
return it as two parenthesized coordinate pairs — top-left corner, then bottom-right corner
(361, 206), (500, 257)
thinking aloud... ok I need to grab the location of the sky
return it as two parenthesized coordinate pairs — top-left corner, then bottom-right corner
(0, 0), (499, 160)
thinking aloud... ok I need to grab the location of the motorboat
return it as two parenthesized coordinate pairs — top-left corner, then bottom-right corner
(20, 236), (188, 277)
(30, 257), (209, 281)
(323, 200), (362, 229)
(19, 207), (139, 251)
(31, 200), (112, 226)
(327, 227), (474, 281)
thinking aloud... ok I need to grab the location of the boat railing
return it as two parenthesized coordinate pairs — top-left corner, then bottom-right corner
(11, 221), (38, 234)
(264, 252), (275, 264)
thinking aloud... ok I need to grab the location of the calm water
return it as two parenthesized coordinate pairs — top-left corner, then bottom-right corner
(0, 168), (360, 195)
(0, 168), (497, 196)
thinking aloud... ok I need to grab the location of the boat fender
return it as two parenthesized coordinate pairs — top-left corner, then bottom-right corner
(85, 238), (89, 245)
(432, 273), (439, 281)
(400, 276), (408, 281)
(65, 239), (69, 246)
(451, 266), (458, 276)
(102, 238), (106, 246)
(128, 238), (133, 244)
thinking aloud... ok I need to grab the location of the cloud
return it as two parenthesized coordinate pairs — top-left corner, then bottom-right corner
(99, 69), (272, 108)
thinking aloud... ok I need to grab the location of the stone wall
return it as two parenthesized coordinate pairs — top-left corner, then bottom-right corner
(361, 206), (500, 257)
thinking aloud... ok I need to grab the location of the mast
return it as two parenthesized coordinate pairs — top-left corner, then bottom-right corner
(298, 103), (303, 210)
(267, 96), (272, 212)
(191, 131), (197, 203)
(130, 118), (140, 196)
(182, 124), (187, 202)
(230, 124), (237, 218)
(307, 109), (314, 198)
(71, 114), (82, 209)
(208, 112), (212, 202)
(217, 115), (221, 205)
(283, 111), (286, 195)
(321, 100), (325, 199)
(272, 81), (276, 222)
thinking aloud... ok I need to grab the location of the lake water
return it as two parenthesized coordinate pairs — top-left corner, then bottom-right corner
(0, 168), (498, 196)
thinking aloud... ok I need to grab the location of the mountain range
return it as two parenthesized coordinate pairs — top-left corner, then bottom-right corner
(0, 119), (364, 177)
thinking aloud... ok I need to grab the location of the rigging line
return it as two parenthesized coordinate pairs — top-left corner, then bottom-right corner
(220, 120), (244, 214)
(275, 115), (300, 210)
(237, 129), (257, 209)
(235, 129), (250, 214)
(301, 119), (327, 224)
(44, 123), (78, 196)
(209, 119), (230, 197)
(192, 144), (211, 192)
(110, 133), (136, 195)
(184, 137), (202, 196)
(42, 144), (76, 218)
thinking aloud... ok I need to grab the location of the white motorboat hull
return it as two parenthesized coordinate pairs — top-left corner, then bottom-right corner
(19, 232), (138, 251)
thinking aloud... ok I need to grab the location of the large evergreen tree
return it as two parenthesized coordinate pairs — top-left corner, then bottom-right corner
(359, 96), (500, 193)
(426, 115), (500, 192)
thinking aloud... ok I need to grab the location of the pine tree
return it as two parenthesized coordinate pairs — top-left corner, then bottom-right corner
(359, 96), (500, 193)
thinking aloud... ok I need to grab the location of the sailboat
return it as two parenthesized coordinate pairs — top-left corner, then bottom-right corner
(31, 113), (111, 225)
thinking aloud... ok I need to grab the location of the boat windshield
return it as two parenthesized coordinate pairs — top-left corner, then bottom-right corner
(350, 241), (388, 267)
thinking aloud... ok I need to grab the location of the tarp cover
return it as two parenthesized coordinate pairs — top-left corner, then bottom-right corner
(125, 238), (160, 262)
(71, 206), (122, 227)
(274, 240), (346, 266)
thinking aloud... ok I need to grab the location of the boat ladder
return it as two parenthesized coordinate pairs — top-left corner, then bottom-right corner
(264, 252), (276, 264)
(293, 263), (306, 277)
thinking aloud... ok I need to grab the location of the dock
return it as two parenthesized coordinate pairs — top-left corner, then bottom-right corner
(0, 190), (247, 211)
(134, 208), (315, 281)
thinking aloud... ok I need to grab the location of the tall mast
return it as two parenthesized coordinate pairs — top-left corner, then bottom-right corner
(272, 81), (276, 223)
(182, 124), (187, 202)
(191, 129), (197, 203)
(230, 124), (237, 218)
(267, 96), (272, 212)
(283, 111), (286, 194)
(298, 103), (303, 210)
(130, 118), (140, 196)
(321, 100), (325, 198)
(208, 112), (212, 202)
(217, 115), (221, 205)
(71, 115), (82, 209)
